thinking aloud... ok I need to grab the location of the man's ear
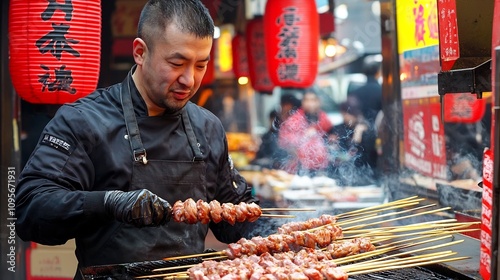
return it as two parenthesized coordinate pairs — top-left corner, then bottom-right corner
(132, 38), (147, 66)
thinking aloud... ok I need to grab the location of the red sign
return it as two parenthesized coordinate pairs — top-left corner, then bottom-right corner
(9, 0), (101, 104)
(437, 0), (460, 71)
(443, 93), (486, 123)
(402, 99), (447, 179)
(264, 0), (319, 88)
(480, 149), (494, 280)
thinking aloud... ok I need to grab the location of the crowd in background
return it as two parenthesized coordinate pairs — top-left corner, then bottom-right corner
(251, 56), (383, 186)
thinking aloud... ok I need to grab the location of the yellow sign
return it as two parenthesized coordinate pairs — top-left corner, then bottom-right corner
(396, 0), (440, 53)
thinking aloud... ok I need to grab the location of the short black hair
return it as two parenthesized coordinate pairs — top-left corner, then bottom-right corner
(339, 96), (362, 116)
(280, 93), (301, 109)
(137, 0), (214, 49)
(362, 55), (382, 76)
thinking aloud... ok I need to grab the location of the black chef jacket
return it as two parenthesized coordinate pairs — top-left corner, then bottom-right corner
(15, 68), (258, 271)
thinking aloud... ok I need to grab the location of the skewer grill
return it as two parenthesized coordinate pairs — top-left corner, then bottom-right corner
(79, 197), (480, 279)
(78, 258), (474, 279)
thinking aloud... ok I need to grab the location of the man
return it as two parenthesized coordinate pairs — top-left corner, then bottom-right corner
(330, 96), (378, 186)
(278, 88), (333, 175)
(348, 55), (383, 126)
(15, 0), (257, 277)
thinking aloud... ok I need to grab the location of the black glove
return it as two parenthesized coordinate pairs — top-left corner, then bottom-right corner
(104, 189), (172, 227)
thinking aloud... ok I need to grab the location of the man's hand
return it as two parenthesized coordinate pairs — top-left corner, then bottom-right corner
(104, 189), (172, 227)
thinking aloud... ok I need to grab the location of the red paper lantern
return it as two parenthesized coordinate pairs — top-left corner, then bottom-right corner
(264, 0), (319, 88)
(246, 17), (274, 93)
(201, 45), (215, 86)
(444, 93), (486, 123)
(232, 34), (250, 78)
(9, 0), (101, 104)
(200, 0), (221, 20)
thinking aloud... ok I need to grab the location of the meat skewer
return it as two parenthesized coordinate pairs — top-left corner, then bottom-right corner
(277, 214), (338, 234)
(224, 224), (346, 259)
(188, 248), (349, 280)
(186, 244), (465, 280)
(172, 199), (263, 225)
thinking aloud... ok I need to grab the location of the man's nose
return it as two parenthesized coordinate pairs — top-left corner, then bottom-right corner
(178, 67), (195, 88)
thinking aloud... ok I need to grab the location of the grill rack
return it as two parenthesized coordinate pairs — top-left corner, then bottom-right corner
(80, 257), (475, 280)
(80, 257), (204, 280)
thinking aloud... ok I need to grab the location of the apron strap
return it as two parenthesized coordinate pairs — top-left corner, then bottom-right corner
(120, 71), (148, 165)
(181, 108), (204, 161)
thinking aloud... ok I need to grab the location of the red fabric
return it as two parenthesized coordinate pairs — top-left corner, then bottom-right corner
(278, 109), (332, 172)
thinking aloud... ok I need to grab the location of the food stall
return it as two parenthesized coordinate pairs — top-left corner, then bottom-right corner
(0, 0), (499, 279)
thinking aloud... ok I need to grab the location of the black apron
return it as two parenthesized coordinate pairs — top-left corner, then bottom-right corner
(80, 73), (209, 269)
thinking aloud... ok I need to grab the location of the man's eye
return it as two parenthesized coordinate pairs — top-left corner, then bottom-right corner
(171, 62), (182, 67)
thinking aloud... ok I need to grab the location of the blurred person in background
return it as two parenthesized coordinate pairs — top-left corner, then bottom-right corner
(330, 96), (378, 186)
(251, 109), (286, 169)
(278, 88), (333, 176)
(251, 93), (302, 170)
(277, 92), (302, 126)
(348, 55), (383, 128)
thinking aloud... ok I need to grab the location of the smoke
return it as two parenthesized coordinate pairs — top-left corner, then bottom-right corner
(436, 182), (482, 215)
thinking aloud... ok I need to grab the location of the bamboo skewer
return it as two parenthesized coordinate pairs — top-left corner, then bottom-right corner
(341, 219), (459, 234)
(260, 208), (316, 212)
(343, 251), (459, 272)
(151, 264), (199, 273)
(336, 196), (421, 216)
(337, 203), (438, 227)
(347, 256), (470, 276)
(260, 214), (296, 218)
(135, 271), (190, 279)
(342, 250), (457, 270)
(353, 239), (465, 266)
(374, 229), (479, 248)
(337, 201), (424, 220)
(163, 274), (189, 280)
(345, 220), (477, 234)
(302, 203), (441, 233)
(343, 206), (452, 231)
(163, 251), (224, 261)
(343, 222), (480, 239)
(334, 235), (457, 265)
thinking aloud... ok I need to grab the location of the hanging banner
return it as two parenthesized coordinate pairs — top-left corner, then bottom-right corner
(9, 0), (101, 104)
(402, 98), (447, 180)
(437, 0), (459, 71)
(443, 93), (486, 123)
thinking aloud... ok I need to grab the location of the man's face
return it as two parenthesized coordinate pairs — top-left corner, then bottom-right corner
(134, 23), (212, 114)
(301, 92), (321, 114)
